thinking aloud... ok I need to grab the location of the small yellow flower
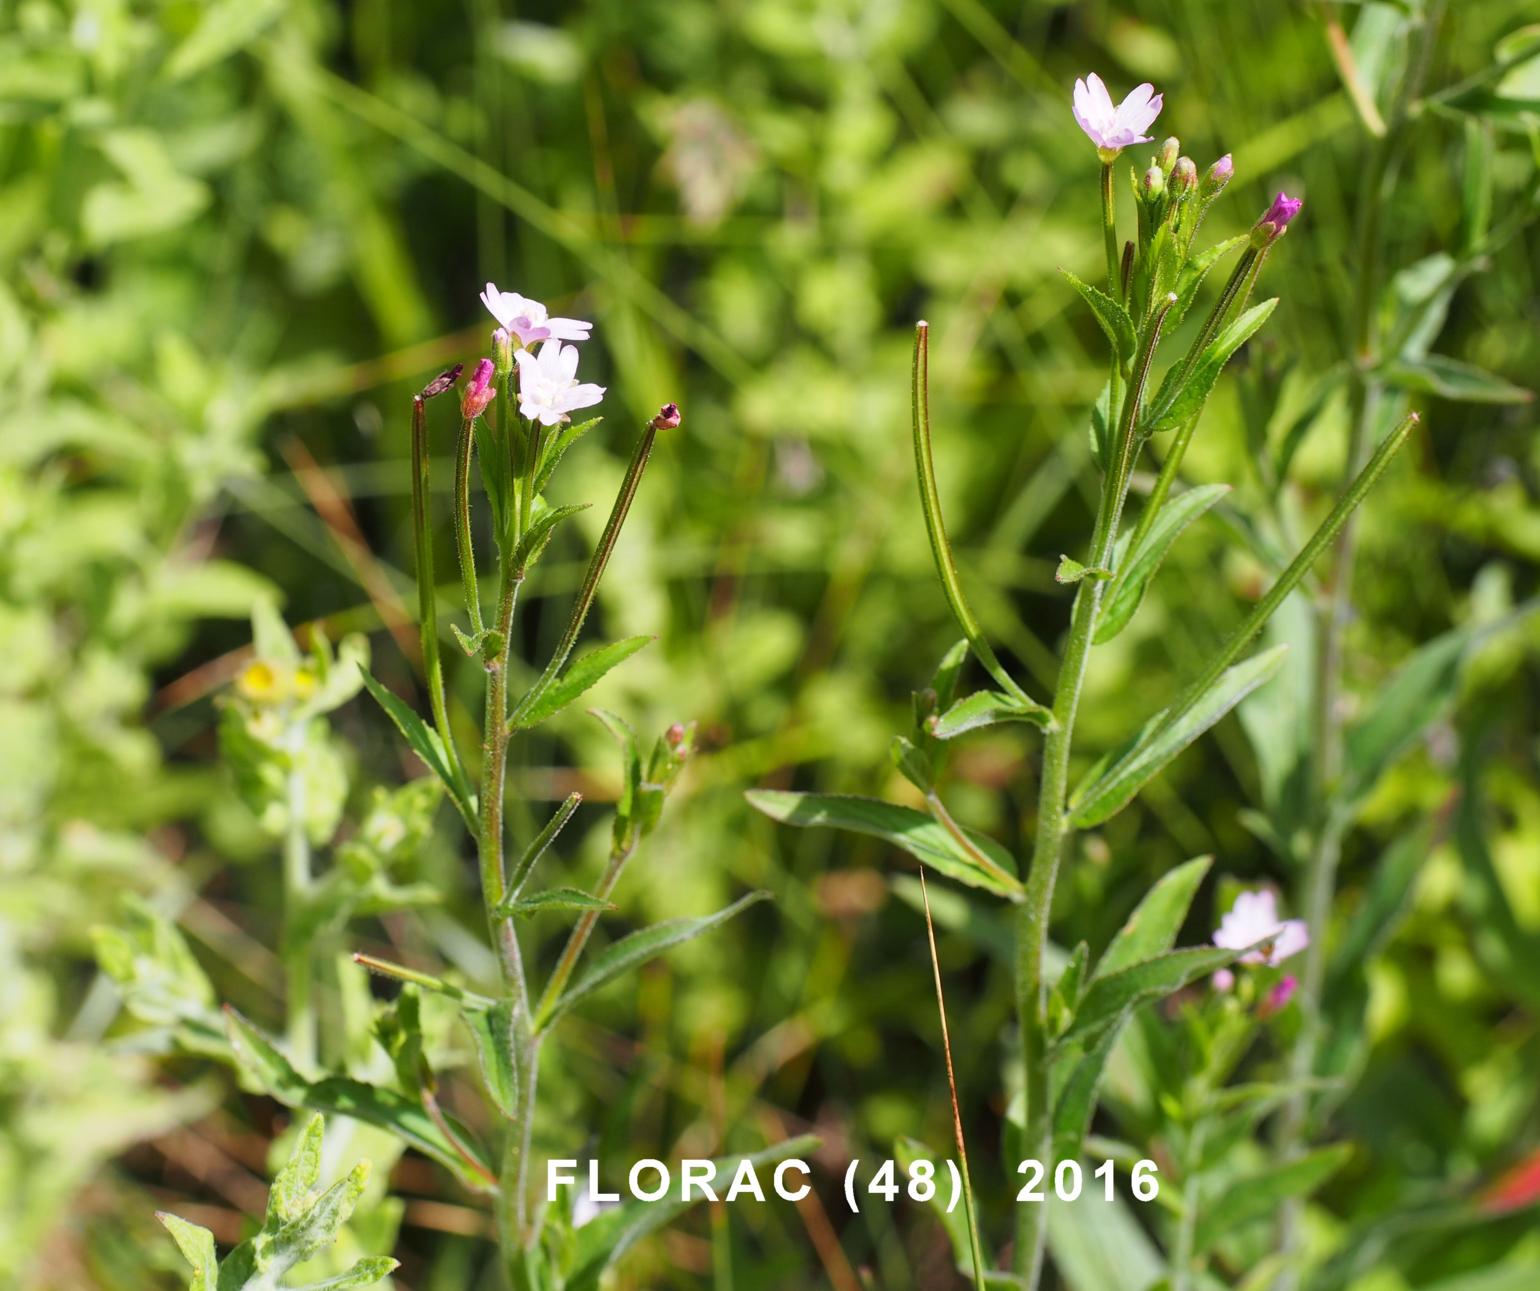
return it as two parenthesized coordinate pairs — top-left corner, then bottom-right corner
(237, 660), (282, 703)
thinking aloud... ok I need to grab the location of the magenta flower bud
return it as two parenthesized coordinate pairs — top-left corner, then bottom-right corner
(460, 358), (496, 421)
(650, 401), (682, 431)
(1260, 190), (1303, 228)
(1251, 190), (1303, 247)
(1200, 153), (1233, 199)
(1171, 156), (1197, 192)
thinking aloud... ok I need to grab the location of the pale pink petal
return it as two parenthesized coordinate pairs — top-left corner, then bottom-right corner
(1270, 920), (1310, 963)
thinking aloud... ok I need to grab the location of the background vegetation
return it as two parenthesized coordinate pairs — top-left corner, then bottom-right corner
(2, 0), (1538, 1286)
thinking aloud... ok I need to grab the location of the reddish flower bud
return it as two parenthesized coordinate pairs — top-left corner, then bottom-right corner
(1200, 153), (1233, 199)
(650, 402), (682, 431)
(461, 358), (496, 420)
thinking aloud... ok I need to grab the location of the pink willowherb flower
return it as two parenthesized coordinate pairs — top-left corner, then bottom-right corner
(1259, 191), (1304, 228)
(480, 283), (593, 349)
(1072, 74), (1164, 156)
(1213, 889), (1309, 966)
(514, 342), (605, 427)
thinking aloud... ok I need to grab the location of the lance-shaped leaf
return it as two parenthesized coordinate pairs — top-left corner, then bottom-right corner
(1095, 855), (1213, 979)
(1383, 353), (1531, 404)
(513, 501), (590, 572)
(291, 1258), (401, 1290)
(1147, 299), (1277, 433)
(1172, 234), (1247, 324)
(270, 1161), (372, 1269)
(1069, 647), (1288, 828)
(746, 790), (1023, 900)
(539, 892), (771, 1028)
(510, 635), (652, 730)
(508, 792), (583, 895)
(359, 669), (475, 828)
(267, 1114), (325, 1227)
(1050, 1025), (1121, 1161)
(461, 999), (521, 1120)
(1061, 268), (1136, 362)
(929, 688), (1052, 738)
(568, 1136), (821, 1291)
(223, 1007), (494, 1187)
(534, 415), (602, 492)
(1096, 484), (1229, 643)
(497, 886), (613, 919)
(1058, 945), (1241, 1050)
(1193, 1145), (1352, 1252)
(156, 1213), (219, 1290)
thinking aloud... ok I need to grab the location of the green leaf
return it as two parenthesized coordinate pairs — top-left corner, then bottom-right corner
(291, 1258), (400, 1290)
(1054, 554), (1111, 585)
(534, 415), (602, 492)
(461, 1000), (520, 1120)
(1069, 646), (1288, 828)
(746, 790), (1023, 900)
(1096, 485), (1229, 643)
(930, 688), (1053, 738)
(271, 1162), (372, 1269)
(1382, 353), (1531, 404)
(359, 669), (475, 828)
(1147, 299), (1278, 433)
(156, 1213), (219, 1291)
(569, 1136), (820, 1291)
(267, 1115), (325, 1228)
(1061, 269), (1135, 362)
(1193, 1145), (1352, 1252)
(223, 1008), (493, 1187)
(1060, 946), (1239, 1049)
(540, 892), (771, 1028)
(163, 0), (285, 81)
(507, 792), (583, 895)
(931, 639), (970, 710)
(1095, 856), (1213, 979)
(1050, 1024), (1121, 1160)
(513, 501), (590, 572)
(1173, 235), (1247, 324)
(497, 886), (614, 919)
(1046, 1175), (1164, 1291)
(510, 636), (652, 730)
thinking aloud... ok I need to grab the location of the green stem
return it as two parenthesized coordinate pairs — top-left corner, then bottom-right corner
(506, 420), (659, 731)
(1012, 299), (1171, 1283)
(1125, 246), (1267, 562)
(411, 395), (457, 764)
(454, 412), (485, 638)
(1100, 161), (1120, 297)
(281, 720), (315, 1071)
(534, 838), (638, 1028)
(911, 324), (1042, 711)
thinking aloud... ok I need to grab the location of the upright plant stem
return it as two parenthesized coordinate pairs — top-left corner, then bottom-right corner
(1126, 246), (1265, 559)
(410, 395), (456, 761)
(454, 414), (485, 638)
(535, 837), (637, 1026)
(281, 720), (315, 1070)
(1100, 161), (1120, 297)
(1013, 301), (1171, 1283)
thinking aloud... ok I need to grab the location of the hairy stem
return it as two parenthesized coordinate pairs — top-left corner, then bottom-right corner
(535, 838), (637, 1027)
(411, 395), (457, 763)
(454, 412), (485, 638)
(1100, 161), (1120, 298)
(1013, 300), (1171, 1283)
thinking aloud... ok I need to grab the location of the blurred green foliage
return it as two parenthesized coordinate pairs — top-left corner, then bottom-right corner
(2, 0), (1539, 1287)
